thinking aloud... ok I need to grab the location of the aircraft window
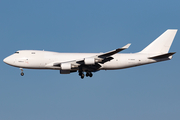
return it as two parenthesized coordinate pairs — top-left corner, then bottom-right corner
(15, 52), (19, 54)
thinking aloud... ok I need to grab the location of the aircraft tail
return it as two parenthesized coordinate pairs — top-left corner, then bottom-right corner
(139, 29), (177, 54)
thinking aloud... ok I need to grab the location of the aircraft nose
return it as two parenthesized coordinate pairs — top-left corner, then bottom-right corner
(3, 57), (8, 63)
(3, 56), (13, 65)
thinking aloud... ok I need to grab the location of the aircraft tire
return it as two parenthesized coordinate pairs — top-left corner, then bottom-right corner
(89, 73), (93, 77)
(81, 73), (84, 79)
(21, 72), (24, 76)
(86, 72), (89, 77)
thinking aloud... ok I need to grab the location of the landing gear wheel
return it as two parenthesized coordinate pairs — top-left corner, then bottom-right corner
(86, 72), (90, 77)
(79, 71), (84, 79)
(81, 73), (84, 79)
(21, 72), (24, 76)
(20, 68), (24, 76)
(86, 72), (93, 77)
(89, 72), (93, 77)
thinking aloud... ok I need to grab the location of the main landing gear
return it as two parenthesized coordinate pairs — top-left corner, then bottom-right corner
(79, 71), (93, 79)
(86, 72), (93, 77)
(20, 68), (24, 76)
(79, 72), (84, 79)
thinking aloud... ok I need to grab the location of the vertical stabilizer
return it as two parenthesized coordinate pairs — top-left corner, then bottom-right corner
(140, 29), (177, 54)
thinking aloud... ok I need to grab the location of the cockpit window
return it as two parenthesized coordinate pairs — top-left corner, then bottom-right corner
(15, 51), (19, 54)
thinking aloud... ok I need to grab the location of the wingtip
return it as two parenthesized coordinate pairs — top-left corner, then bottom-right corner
(122, 43), (131, 49)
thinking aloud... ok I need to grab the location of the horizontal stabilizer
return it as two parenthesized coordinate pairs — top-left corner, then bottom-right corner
(148, 52), (176, 59)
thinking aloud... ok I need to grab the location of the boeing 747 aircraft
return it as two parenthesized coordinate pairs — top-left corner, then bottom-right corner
(3, 29), (177, 79)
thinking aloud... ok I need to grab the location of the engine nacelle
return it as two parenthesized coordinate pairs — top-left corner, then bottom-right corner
(61, 63), (71, 70)
(84, 58), (95, 65)
(60, 70), (77, 74)
(60, 70), (71, 74)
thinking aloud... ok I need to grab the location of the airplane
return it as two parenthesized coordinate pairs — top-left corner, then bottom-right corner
(3, 29), (177, 79)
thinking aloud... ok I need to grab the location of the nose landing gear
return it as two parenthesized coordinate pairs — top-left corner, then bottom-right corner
(20, 68), (24, 76)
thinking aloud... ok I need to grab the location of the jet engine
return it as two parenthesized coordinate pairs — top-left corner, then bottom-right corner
(61, 63), (71, 70)
(60, 63), (77, 74)
(84, 58), (95, 65)
(84, 58), (103, 65)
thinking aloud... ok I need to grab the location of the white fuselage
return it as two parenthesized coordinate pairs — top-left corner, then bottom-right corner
(3, 29), (177, 78)
(3, 50), (170, 71)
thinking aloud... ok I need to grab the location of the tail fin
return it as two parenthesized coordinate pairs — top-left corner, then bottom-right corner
(140, 29), (177, 54)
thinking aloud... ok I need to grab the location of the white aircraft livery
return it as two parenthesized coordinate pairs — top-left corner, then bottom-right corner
(3, 29), (177, 79)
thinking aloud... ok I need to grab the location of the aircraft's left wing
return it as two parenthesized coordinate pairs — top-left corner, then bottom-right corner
(76, 43), (131, 65)
(98, 43), (131, 58)
(53, 43), (131, 71)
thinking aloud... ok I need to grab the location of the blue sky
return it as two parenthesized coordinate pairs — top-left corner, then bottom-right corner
(0, 0), (180, 120)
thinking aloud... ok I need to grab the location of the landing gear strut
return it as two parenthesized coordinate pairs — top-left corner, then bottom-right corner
(20, 68), (24, 76)
(79, 72), (84, 79)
